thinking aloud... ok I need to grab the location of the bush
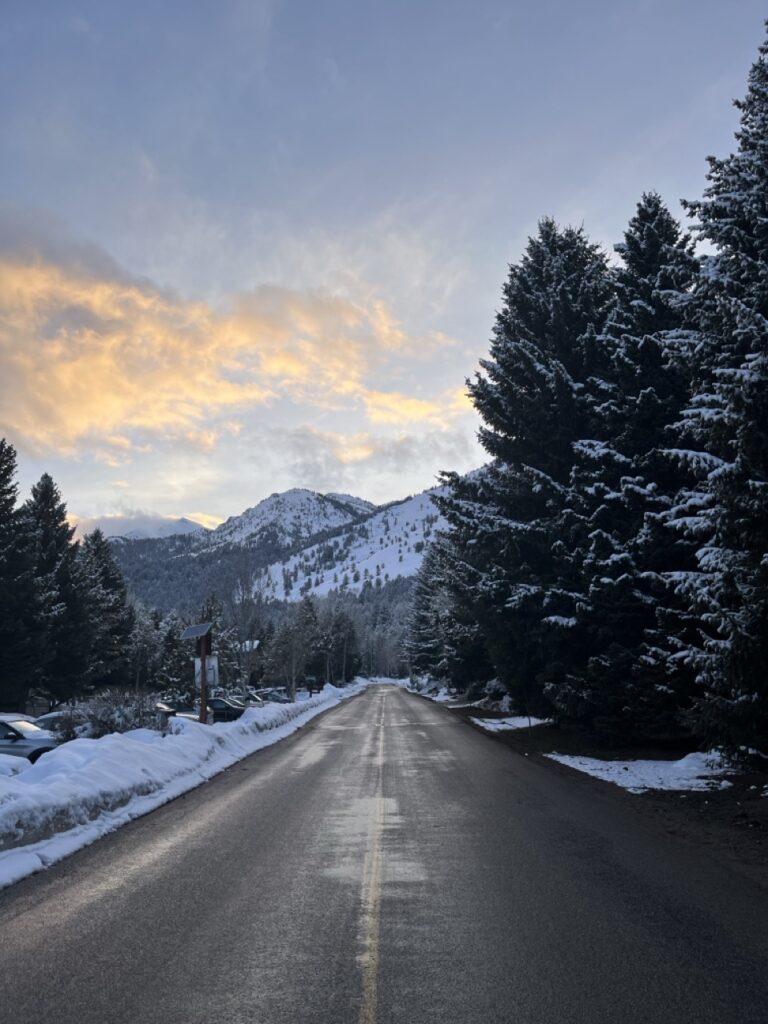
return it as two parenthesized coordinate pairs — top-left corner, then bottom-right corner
(80, 688), (162, 738)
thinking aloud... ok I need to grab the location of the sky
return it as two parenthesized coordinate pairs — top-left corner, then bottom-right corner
(1, 0), (766, 528)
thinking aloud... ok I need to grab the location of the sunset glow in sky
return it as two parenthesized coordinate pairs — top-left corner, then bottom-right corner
(1, 1), (766, 524)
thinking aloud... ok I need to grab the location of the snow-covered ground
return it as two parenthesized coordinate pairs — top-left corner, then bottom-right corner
(471, 715), (554, 731)
(545, 751), (734, 794)
(0, 681), (378, 890)
(427, 686), (458, 703)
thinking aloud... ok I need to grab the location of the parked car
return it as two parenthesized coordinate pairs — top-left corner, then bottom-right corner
(206, 697), (247, 722)
(155, 701), (209, 724)
(34, 709), (88, 734)
(0, 719), (60, 763)
(236, 692), (265, 709)
(256, 688), (292, 704)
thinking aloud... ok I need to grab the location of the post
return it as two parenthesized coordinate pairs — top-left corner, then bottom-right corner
(199, 640), (208, 725)
(181, 624), (214, 725)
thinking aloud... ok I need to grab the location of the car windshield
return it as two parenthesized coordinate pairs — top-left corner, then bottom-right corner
(8, 720), (43, 734)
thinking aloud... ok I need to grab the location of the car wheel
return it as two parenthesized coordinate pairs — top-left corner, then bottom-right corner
(28, 748), (52, 764)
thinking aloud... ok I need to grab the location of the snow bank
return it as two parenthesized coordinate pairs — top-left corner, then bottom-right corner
(0, 681), (372, 889)
(407, 676), (464, 703)
(0, 754), (28, 779)
(430, 687), (458, 703)
(471, 715), (553, 732)
(545, 751), (733, 794)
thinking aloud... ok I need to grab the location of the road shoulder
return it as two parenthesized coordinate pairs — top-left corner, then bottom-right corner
(443, 701), (768, 890)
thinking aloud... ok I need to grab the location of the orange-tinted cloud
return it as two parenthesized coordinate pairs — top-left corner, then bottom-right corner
(0, 250), (468, 456)
(0, 261), (271, 451)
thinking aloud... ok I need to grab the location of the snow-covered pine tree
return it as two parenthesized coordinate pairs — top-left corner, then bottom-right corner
(80, 528), (135, 690)
(669, 31), (768, 750)
(128, 603), (164, 690)
(403, 539), (451, 679)
(549, 195), (698, 739)
(404, 534), (494, 690)
(24, 473), (95, 705)
(264, 595), (322, 697)
(437, 221), (614, 714)
(0, 440), (47, 708)
(25, 474), (74, 577)
(157, 612), (193, 694)
(322, 602), (360, 683)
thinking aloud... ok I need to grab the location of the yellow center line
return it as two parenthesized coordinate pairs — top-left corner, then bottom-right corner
(359, 698), (386, 1024)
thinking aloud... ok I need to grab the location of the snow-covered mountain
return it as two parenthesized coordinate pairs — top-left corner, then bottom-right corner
(74, 514), (206, 541)
(207, 488), (376, 551)
(257, 489), (445, 600)
(112, 484), (448, 613)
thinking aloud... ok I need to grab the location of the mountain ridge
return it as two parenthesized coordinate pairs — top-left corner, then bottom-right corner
(111, 484), (444, 613)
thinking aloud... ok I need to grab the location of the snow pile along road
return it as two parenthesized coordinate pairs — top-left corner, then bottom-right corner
(470, 715), (553, 732)
(545, 751), (734, 794)
(0, 682), (371, 889)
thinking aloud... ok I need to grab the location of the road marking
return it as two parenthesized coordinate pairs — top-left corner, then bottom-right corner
(358, 697), (386, 1024)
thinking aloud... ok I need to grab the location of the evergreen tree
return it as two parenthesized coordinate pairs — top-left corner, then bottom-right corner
(404, 535), (494, 690)
(670, 32), (768, 750)
(157, 612), (193, 694)
(25, 474), (74, 578)
(317, 598), (360, 683)
(81, 529), (135, 689)
(264, 596), (321, 697)
(437, 221), (614, 713)
(47, 547), (97, 702)
(128, 603), (164, 690)
(24, 473), (94, 705)
(403, 540), (451, 678)
(0, 440), (46, 708)
(549, 195), (698, 739)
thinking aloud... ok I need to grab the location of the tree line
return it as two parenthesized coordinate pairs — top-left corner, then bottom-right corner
(0, 441), (411, 710)
(0, 443), (183, 710)
(405, 32), (768, 753)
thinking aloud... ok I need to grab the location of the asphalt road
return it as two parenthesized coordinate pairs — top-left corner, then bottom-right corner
(1, 685), (766, 1024)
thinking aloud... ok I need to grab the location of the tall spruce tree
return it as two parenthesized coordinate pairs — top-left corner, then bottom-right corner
(669, 32), (768, 750)
(437, 221), (614, 713)
(80, 528), (135, 690)
(404, 534), (494, 690)
(403, 540), (451, 679)
(549, 195), (698, 739)
(0, 440), (46, 708)
(24, 473), (95, 705)
(157, 612), (193, 694)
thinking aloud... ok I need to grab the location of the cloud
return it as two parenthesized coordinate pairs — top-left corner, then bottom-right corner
(261, 424), (478, 502)
(184, 511), (225, 530)
(0, 259), (272, 452)
(68, 510), (212, 540)
(363, 386), (471, 426)
(0, 215), (471, 459)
